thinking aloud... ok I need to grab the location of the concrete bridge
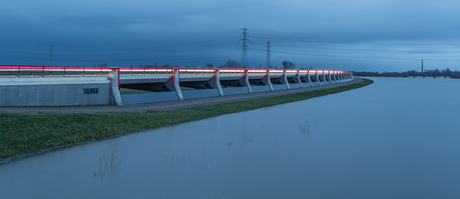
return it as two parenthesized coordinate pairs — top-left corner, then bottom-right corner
(0, 66), (354, 106)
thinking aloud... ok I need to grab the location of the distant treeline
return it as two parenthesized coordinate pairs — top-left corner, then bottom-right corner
(353, 68), (460, 78)
(99, 59), (301, 69)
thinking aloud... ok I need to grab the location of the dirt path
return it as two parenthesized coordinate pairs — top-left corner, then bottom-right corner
(0, 79), (361, 113)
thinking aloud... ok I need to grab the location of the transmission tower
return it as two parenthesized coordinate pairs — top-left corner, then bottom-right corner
(266, 40), (271, 68)
(49, 45), (53, 66)
(421, 59), (424, 73)
(240, 28), (249, 68)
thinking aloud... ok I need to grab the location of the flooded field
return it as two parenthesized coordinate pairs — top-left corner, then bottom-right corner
(1, 77), (459, 199)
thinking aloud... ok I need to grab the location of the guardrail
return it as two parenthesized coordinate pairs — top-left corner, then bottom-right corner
(0, 65), (353, 78)
(0, 66), (112, 78)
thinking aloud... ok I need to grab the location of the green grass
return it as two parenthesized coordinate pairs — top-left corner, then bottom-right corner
(119, 88), (151, 94)
(180, 87), (196, 91)
(0, 78), (373, 161)
(120, 87), (195, 94)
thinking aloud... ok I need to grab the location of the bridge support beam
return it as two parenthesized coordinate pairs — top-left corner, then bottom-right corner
(333, 71), (338, 84)
(332, 71), (336, 83)
(336, 72), (340, 82)
(333, 71), (339, 84)
(284, 70), (290, 89)
(330, 71), (335, 83)
(328, 71), (333, 84)
(267, 70), (274, 91)
(109, 69), (123, 106)
(173, 70), (184, 100)
(215, 70), (224, 96)
(307, 71), (313, 87)
(322, 71), (328, 85)
(297, 70), (303, 88)
(316, 71), (321, 86)
(245, 70), (252, 93)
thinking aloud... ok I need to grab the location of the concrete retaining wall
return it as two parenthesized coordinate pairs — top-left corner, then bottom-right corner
(0, 77), (112, 106)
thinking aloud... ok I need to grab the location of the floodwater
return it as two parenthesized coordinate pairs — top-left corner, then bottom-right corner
(1, 77), (460, 199)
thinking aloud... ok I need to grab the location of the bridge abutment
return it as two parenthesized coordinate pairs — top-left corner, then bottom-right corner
(0, 77), (112, 106)
(109, 69), (123, 106)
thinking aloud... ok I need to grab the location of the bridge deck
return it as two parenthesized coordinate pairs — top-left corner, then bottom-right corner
(0, 66), (354, 107)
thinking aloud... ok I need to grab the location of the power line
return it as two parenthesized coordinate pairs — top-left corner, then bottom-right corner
(250, 35), (351, 44)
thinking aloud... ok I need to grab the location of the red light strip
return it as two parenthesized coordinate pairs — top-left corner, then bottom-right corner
(0, 65), (350, 75)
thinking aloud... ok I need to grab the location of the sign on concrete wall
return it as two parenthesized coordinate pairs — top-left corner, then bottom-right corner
(0, 77), (111, 106)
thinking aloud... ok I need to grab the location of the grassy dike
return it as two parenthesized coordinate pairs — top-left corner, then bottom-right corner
(0, 78), (373, 161)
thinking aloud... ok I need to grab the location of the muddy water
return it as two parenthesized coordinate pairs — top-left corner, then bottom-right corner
(1, 77), (459, 199)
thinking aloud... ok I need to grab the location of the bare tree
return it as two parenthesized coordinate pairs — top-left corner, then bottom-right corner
(220, 60), (242, 68)
(282, 61), (296, 69)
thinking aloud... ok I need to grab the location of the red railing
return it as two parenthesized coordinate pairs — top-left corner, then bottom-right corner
(0, 65), (352, 78)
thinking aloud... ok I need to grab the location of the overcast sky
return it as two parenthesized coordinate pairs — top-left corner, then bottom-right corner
(1, 0), (459, 72)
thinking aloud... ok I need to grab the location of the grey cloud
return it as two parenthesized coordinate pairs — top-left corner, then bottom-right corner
(1, 0), (460, 71)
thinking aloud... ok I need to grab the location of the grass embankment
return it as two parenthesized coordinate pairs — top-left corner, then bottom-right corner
(119, 88), (151, 94)
(0, 79), (373, 161)
(120, 87), (196, 94)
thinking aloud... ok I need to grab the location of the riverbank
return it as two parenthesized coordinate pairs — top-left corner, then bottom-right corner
(0, 78), (373, 162)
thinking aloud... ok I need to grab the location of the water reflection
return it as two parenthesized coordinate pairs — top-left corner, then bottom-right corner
(299, 120), (313, 134)
(1, 77), (460, 198)
(93, 150), (122, 178)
